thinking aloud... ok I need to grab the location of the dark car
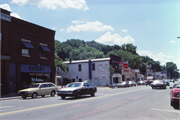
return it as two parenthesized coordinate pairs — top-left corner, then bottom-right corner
(128, 81), (137, 87)
(137, 81), (147, 86)
(57, 82), (97, 99)
(151, 80), (166, 89)
(170, 83), (180, 107)
(117, 81), (129, 88)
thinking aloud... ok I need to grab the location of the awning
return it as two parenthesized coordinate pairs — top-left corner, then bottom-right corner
(40, 45), (50, 52)
(22, 42), (34, 49)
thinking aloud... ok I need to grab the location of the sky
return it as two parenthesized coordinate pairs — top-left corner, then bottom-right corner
(1, 0), (180, 69)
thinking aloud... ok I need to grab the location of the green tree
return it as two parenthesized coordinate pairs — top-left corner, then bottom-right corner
(55, 54), (68, 73)
(166, 62), (178, 79)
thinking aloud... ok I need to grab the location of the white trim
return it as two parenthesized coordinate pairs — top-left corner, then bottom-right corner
(40, 43), (47, 46)
(22, 55), (31, 57)
(21, 39), (31, 43)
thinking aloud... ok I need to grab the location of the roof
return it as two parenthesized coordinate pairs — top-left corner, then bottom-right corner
(65, 58), (110, 64)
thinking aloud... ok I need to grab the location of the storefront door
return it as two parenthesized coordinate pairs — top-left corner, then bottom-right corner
(9, 75), (16, 93)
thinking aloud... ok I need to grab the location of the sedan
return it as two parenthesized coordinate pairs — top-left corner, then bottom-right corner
(117, 81), (129, 88)
(137, 81), (147, 86)
(57, 82), (97, 99)
(151, 80), (166, 89)
(170, 83), (180, 107)
(128, 81), (137, 87)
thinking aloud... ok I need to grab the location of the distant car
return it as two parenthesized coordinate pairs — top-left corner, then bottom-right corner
(17, 82), (58, 99)
(137, 81), (147, 86)
(164, 79), (170, 86)
(170, 83), (180, 107)
(151, 80), (166, 89)
(57, 82), (97, 99)
(128, 81), (137, 87)
(117, 81), (129, 88)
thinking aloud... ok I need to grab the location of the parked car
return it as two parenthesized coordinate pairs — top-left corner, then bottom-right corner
(170, 83), (180, 107)
(57, 82), (97, 99)
(137, 81), (147, 86)
(128, 81), (137, 87)
(117, 81), (129, 88)
(151, 80), (166, 89)
(17, 82), (58, 99)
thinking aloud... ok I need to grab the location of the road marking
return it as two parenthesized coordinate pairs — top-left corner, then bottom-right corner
(0, 87), (148, 116)
(151, 108), (180, 113)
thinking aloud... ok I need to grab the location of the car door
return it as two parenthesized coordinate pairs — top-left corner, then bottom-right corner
(82, 83), (88, 95)
(44, 84), (51, 94)
(88, 83), (94, 93)
(39, 84), (47, 95)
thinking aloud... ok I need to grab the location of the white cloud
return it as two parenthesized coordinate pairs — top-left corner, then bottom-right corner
(122, 29), (129, 32)
(72, 20), (85, 24)
(11, 0), (89, 11)
(67, 21), (114, 33)
(10, 13), (21, 19)
(60, 29), (65, 32)
(137, 50), (174, 65)
(170, 40), (177, 43)
(0, 3), (22, 19)
(95, 32), (135, 46)
(0, 3), (11, 11)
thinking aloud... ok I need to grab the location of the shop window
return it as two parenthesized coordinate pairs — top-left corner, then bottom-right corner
(78, 64), (81, 71)
(44, 73), (51, 82)
(92, 63), (95, 71)
(72, 79), (75, 82)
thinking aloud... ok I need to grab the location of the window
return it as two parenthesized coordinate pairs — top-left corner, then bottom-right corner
(22, 39), (34, 57)
(78, 64), (81, 71)
(40, 44), (50, 59)
(40, 51), (47, 58)
(92, 63), (95, 71)
(22, 49), (29, 55)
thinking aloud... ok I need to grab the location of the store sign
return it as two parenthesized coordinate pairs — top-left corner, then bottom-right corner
(21, 64), (51, 73)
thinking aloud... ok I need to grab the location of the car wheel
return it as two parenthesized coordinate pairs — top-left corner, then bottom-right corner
(91, 91), (95, 97)
(51, 91), (55, 97)
(61, 95), (66, 99)
(152, 87), (154, 89)
(41, 95), (45, 97)
(22, 95), (27, 99)
(32, 93), (37, 99)
(75, 92), (81, 99)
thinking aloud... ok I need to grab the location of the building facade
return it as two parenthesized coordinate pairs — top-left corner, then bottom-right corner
(1, 8), (55, 95)
(57, 54), (121, 86)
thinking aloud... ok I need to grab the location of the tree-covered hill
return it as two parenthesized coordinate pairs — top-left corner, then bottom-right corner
(55, 39), (178, 77)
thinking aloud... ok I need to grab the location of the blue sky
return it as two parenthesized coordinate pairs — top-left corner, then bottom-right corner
(1, 0), (180, 69)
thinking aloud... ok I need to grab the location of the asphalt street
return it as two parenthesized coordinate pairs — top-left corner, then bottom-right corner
(0, 83), (180, 120)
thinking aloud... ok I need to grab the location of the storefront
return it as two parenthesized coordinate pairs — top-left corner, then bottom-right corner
(20, 64), (52, 89)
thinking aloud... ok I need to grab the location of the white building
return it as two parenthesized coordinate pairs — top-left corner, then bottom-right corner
(57, 54), (122, 86)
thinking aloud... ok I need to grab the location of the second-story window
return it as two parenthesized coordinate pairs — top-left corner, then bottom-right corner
(78, 64), (81, 71)
(22, 39), (34, 57)
(40, 43), (50, 59)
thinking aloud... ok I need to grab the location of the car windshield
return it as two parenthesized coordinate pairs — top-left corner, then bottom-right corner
(66, 83), (82, 87)
(30, 84), (40, 88)
(153, 80), (162, 83)
(121, 82), (127, 84)
(174, 84), (180, 88)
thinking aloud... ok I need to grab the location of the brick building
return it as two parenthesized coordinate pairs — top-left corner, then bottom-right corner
(1, 8), (55, 95)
